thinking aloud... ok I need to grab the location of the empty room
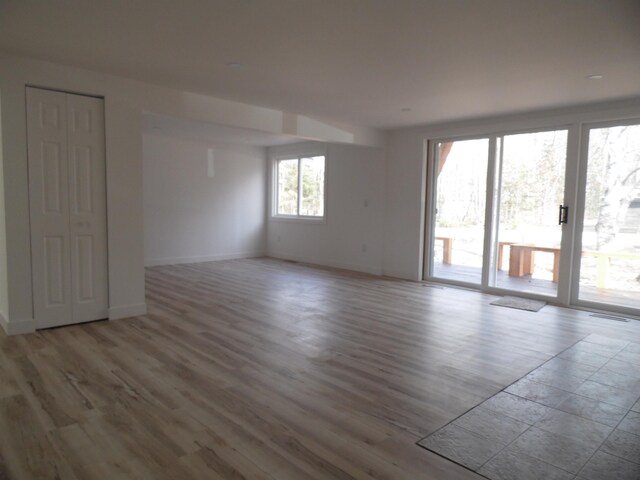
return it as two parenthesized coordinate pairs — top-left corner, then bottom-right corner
(1, 1), (640, 479)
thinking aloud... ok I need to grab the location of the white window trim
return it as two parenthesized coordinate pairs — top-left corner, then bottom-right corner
(271, 153), (327, 223)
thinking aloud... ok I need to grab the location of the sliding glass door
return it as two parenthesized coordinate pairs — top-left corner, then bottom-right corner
(427, 120), (640, 316)
(431, 138), (489, 285)
(493, 130), (568, 296)
(576, 122), (640, 311)
(427, 129), (571, 302)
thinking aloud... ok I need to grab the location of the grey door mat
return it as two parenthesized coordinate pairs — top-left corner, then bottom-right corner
(416, 333), (640, 480)
(490, 296), (547, 312)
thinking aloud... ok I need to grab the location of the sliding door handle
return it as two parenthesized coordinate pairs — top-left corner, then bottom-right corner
(558, 205), (569, 225)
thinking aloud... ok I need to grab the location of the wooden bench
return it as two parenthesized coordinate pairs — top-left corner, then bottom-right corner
(508, 244), (561, 283)
(435, 236), (453, 264)
(498, 241), (517, 271)
(505, 247), (640, 288)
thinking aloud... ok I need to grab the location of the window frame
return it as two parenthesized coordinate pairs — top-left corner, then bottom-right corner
(272, 154), (327, 222)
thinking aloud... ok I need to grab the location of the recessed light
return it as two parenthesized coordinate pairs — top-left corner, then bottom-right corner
(401, 107), (412, 112)
(586, 74), (603, 80)
(226, 62), (243, 69)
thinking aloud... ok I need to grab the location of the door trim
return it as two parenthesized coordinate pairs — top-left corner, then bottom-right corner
(26, 84), (104, 100)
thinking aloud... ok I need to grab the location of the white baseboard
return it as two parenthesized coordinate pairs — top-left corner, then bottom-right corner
(109, 303), (147, 320)
(0, 315), (36, 335)
(267, 252), (382, 276)
(0, 305), (147, 334)
(144, 251), (265, 267)
(380, 267), (420, 281)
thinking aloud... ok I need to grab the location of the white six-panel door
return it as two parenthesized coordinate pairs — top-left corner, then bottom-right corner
(27, 87), (108, 329)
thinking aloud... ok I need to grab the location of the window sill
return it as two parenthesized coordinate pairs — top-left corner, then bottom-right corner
(270, 215), (326, 225)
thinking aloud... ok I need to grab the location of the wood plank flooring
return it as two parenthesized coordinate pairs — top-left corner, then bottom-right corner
(2, 257), (640, 479)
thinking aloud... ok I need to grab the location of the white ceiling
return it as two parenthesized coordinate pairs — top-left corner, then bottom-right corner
(143, 113), (300, 147)
(1, 0), (639, 129)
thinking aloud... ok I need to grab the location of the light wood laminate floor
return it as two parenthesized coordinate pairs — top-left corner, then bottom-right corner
(2, 258), (640, 479)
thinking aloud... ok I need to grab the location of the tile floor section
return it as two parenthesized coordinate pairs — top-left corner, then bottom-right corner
(418, 334), (640, 480)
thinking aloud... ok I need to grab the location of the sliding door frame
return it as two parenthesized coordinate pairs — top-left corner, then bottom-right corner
(423, 140), (436, 281)
(556, 124), (582, 306)
(423, 133), (497, 290)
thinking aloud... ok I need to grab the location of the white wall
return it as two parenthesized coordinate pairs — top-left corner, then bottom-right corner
(0, 56), (147, 333)
(6, 52), (639, 334)
(383, 98), (640, 282)
(383, 130), (426, 280)
(0, 52), (383, 334)
(267, 142), (385, 275)
(143, 133), (266, 266)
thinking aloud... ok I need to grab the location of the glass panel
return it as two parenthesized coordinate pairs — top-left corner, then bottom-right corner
(433, 138), (489, 284)
(494, 130), (567, 296)
(277, 159), (298, 215)
(300, 156), (325, 217)
(578, 124), (640, 309)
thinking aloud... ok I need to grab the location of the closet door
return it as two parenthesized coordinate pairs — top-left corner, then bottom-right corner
(27, 87), (108, 329)
(27, 88), (73, 327)
(67, 93), (109, 323)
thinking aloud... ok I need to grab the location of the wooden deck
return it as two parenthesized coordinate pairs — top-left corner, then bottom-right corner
(433, 262), (640, 310)
(1, 258), (640, 479)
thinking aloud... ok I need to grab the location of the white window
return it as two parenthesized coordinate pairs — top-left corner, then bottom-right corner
(275, 155), (325, 218)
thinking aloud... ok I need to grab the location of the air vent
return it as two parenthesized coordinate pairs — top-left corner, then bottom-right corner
(590, 313), (629, 322)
